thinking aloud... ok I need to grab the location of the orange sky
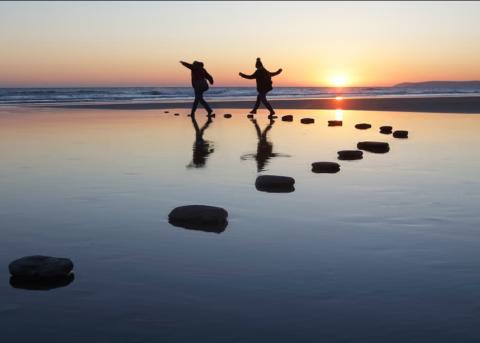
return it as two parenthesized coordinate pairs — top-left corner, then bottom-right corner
(1, 1), (479, 87)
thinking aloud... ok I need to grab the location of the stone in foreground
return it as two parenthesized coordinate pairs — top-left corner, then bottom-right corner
(255, 175), (295, 193)
(9, 255), (74, 279)
(282, 115), (293, 122)
(355, 123), (372, 130)
(311, 162), (340, 173)
(224, 113), (232, 118)
(301, 118), (315, 124)
(328, 120), (343, 126)
(357, 141), (390, 153)
(168, 205), (228, 233)
(337, 150), (363, 160)
(380, 125), (392, 134)
(393, 130), (409, 138)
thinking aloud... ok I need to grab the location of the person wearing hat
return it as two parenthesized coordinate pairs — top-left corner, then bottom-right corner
(180, 60), (214, 116)
(239, 58), (282, 116)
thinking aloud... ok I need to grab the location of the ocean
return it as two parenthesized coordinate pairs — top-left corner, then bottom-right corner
(1, 85), (480, 104)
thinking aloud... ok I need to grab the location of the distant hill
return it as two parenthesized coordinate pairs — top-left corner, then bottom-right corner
(394, 81), (480, 88)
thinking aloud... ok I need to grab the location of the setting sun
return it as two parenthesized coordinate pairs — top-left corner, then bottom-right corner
(330, 74), (348, 87)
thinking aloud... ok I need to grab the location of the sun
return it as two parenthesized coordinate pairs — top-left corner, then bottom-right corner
(330, 74), (347, 87)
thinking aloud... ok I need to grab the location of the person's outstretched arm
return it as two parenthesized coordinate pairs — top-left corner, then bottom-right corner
(239, 72), (256, 80)
(269, 68), (283, 77)
(180, 61), (193, 69)
(205, 70), (214, 85)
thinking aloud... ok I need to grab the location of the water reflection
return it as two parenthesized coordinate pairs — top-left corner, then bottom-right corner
(241, 117), (289, 172)
(10, 274), (75, 291)
(187, 114), (215, 168)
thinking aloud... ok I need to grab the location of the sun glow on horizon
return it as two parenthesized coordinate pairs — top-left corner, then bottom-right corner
(329, 74), (348, 88)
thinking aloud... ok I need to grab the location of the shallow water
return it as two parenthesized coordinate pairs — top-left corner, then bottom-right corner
(1, 106), (480, 342)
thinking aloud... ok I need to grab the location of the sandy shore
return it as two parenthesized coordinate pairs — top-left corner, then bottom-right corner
(45, 96), (480, 114)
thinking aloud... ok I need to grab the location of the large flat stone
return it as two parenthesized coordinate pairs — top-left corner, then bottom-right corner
(300, 118), (315, 124)
(338, 150), (363, 160)
(357, 141), (390, 153)
(311, 162), (340, 173)
(168, 205), (228, 233)
(9, 255), (74, 279)
(393, 130), (408, 138)
(355, 123), (372, 130)
(255, 175), (295, 193)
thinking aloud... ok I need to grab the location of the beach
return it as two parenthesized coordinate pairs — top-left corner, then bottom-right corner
(49, 95), (480, 114)
(1, 104), (480, 342)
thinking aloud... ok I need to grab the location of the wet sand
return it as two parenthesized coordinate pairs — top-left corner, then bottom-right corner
(47, 96), (480, 114)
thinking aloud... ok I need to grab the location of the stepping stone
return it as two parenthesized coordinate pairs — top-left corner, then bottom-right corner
(338, 150), (363, 160)
(164, 111), (170, 113)
(224, 114), (232, 118)
(355, 123), (371, 130)
(282, 115), (293, 122)
(174, 113), (180, 116)
(357, 141), (390, 153)
(247, 114), (254, 118)
(269, 115), (278, 119)
(209, 114), (216, 118)
(311, 162), (340, 173)
(393, 130), (408, 138)
(379, 125), (392, 134)
(9, 256), (74, 279)
(301, 118), (315, 124)
(10, 274), (75, 291)
(328, 120), (342, 126)
(168, 205), (228, 233)
(255, 175), (295, 193)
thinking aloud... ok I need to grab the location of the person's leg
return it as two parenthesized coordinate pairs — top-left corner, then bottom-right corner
(191, 90), (200, 115)
(197, 90), (213, 114)
(260, 92), (275, 115)
(251, 94), (261, 114)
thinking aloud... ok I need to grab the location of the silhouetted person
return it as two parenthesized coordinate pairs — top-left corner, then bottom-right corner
(241, 117), (289, 172)
(239, 58), (282, 116)
(187, 114), (214, 168)
(180, 60), (214, 116)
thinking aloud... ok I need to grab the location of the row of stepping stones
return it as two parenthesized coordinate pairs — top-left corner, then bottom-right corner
(8, 119), (408, 288)
(167, 120), (409, 234)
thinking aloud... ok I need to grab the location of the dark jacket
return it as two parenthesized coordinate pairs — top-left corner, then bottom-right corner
(240, 67), (281, 93)
(181, 61), (214, 92)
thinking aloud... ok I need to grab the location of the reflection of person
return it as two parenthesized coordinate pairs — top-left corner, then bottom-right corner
(239, 58), (282, 116)
(187, 114), (214, 168)
(241, 117), (289, 172)
(180, 60), (214, 116)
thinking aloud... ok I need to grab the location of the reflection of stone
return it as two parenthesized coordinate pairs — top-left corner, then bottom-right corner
(338, 150), (363, 160)
(355, 123), (371, 130)
(328, 120), (342, 126)
(224, 114), (232, 118)
(9, 256), (74, 279)
(357, 141), (390, 153)
(169, 205), (228, 233)
(311, 162), (340, 173)
(393, 130), (408, 138)
(301, 118), (315, 124)
(10, 274), (75, 291)
(255, 175), (295, 193)
(380, 126), (392, 134)
(282, 115), (293, 122)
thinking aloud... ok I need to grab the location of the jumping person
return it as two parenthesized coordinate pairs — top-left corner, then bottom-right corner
(180, 60), (214, 116)
(239, 58), (282, 116)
